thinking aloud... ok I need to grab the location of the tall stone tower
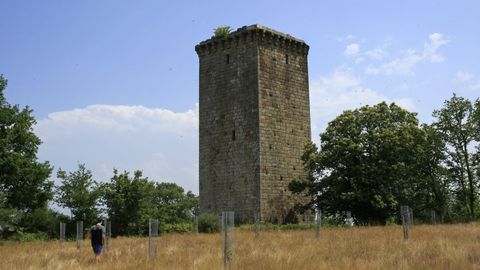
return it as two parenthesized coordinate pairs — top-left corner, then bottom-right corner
(195, 25), (311, 223)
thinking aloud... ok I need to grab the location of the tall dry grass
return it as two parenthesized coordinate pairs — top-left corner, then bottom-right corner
(1, 223), (480, 270)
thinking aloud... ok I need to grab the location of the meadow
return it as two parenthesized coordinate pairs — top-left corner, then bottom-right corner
(1, 223), (480, 270)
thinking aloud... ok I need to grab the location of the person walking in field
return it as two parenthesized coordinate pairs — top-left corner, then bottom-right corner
(90, 218), (106, 262)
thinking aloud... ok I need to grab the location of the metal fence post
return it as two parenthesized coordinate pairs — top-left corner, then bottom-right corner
(254, 212), (260, 239)
(401, 205), (410, 240)
(149, 219), (159, 259)
(222, 211), (235, 269)
(316, 209), (321, 239)
(60, 222), (66, 243)
(76, 221), (83, 249)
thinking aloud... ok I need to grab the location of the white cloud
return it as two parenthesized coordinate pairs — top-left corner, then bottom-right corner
(453, 71), (474, 83)
(365, 33), (449, 76)
(344, 43), (360, 56)
(452, 71), (480, 93)
(365, 48), (386, 61)
(424, 33), (449, 63)
(355, 57), (364, 64)
(35, 104), (199, 193)
(470, 83), (480, 91)
(309, 70), (415, 141)
(336, 34), (355, 41)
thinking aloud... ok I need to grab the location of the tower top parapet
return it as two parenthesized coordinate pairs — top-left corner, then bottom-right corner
(195, 24), (309, 56)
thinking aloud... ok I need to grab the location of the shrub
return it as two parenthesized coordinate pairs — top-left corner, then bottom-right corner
(18, 231), (49, 242)
(197, 213), (219, 233)
(163, 223), (192, 234)
(213, 26), (231, 39)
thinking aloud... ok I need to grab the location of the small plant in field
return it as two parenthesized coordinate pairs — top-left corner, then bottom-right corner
(213, 26), (231, 39)
(198, 213), (219, 233)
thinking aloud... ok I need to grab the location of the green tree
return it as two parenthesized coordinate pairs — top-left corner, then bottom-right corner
(0, 75), (53, 212)
(20, 207), (59, 237)
(141, 182), (198, 231)
(291, 102), (444, 225)
(0, 191), (21, 226)
(100, 169), (198, 236)
(432, 94), (479, 219)
(56, 164), (100, 223)
(101, 169), (154, 236)
(412, 124), (451, 220)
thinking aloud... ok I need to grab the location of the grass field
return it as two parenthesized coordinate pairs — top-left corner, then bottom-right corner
(1, 223), (480, 270)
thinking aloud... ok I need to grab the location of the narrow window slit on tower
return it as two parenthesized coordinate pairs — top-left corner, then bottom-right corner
(232, 130), (235, 141)
(285, 54), (289, 64)
(226, 54), (230, 64)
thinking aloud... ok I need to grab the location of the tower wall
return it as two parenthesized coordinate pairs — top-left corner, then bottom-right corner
(197, 30), (261, 220)
(257, 30), (311, 222)
(196, 25), (310, 222)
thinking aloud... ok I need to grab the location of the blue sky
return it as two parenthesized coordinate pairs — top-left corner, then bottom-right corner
(1, 0), (479, 195)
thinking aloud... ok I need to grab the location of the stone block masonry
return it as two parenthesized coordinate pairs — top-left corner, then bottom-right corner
(196, 24), (311, 223)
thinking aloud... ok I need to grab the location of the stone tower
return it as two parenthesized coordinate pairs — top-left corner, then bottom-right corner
(195, 25), (311, 223)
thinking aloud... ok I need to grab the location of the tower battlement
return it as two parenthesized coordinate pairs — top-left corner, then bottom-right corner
(195, 24), (309, 57)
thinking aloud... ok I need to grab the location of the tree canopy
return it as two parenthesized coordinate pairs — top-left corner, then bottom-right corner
(100, 169), (198, 236)
(0, 75), (53, 212)
(56, 164), (100, 224)
(291, 102), (445, 225)
(432, 94), (479, 218)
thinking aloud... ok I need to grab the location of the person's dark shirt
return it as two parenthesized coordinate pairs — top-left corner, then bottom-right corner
(90, 224), (105, 246)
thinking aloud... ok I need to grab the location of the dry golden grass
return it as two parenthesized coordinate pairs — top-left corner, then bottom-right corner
(1, 223), (480, 270)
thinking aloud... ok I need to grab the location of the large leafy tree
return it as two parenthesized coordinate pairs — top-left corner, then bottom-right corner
(141, 182), (198, 228)
(100, 169), (198, 236)
(291, 102), (445, 225)
(433, 94), (479, 218)
(412, 124), (451, 220)
(101, 170), (153, 236)
(56, 164), (100, 223)
(0, 75), (53, 212)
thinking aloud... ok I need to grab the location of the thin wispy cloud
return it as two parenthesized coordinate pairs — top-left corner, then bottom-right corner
(336, 34), (355, 41)
(309, 69), (415, 141)
(452, 71), (480, 93)
(453, 71), (474, 83)
(344, 43), (360, 56)
(365, 33), (449, 76)
(342, 37), (390, 64)
(364, 48), (386, 61)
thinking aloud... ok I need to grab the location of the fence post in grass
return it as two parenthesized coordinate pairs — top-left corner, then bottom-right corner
(220, 214), (224, 233)
(254, 211), (260, 239)
(304, 214), (310, 229)
(194, 215), (199, 234)
(60, 222), (66, 243)
(401, 205), (410, 240)
(149, 219), (159, 260)
(409, 208), (414, 227)
(346, 211), (353, 226)
(105, 219), (111, 252)
(222, 211), (235, 270)
(431, 210), (436, 225)
(76, 221), (83, 249)
(315, 209), (321, 239)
